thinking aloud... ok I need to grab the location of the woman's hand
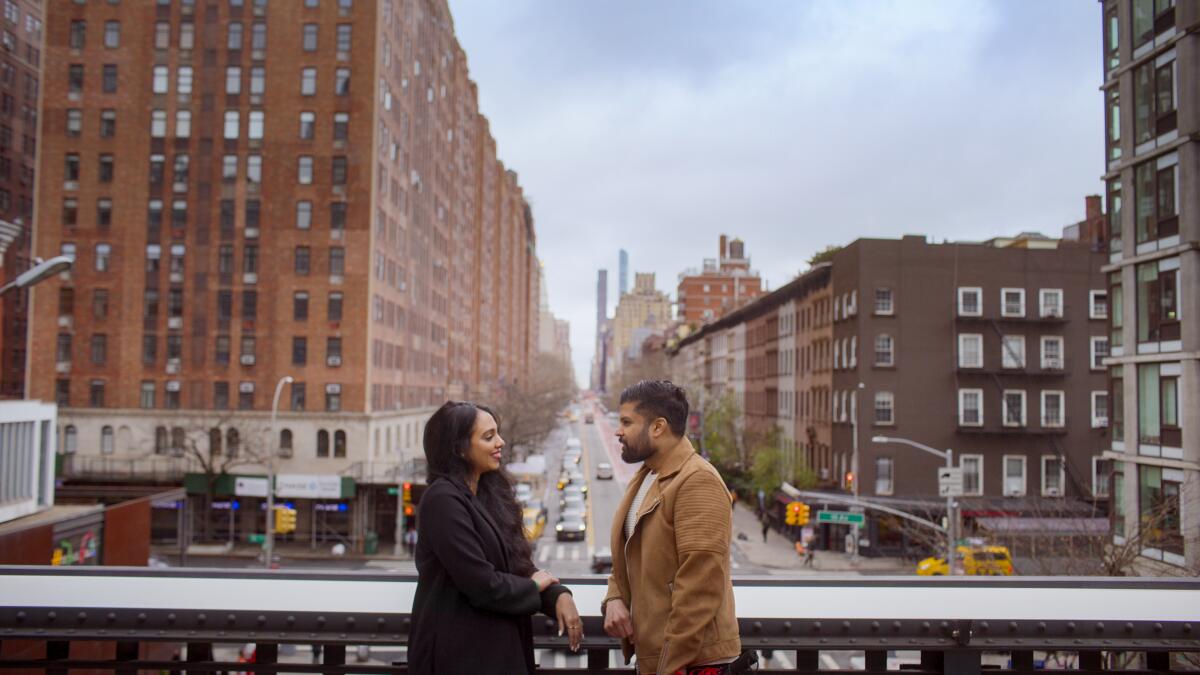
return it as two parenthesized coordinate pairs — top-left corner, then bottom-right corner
(531, 569), (559, 592)
(555, 593), (584, 652)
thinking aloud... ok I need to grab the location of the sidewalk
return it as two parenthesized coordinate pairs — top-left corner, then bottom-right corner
(155, 540), (412, 562)
(730, 503), (910, 574)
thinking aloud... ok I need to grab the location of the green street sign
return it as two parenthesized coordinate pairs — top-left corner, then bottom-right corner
(816, 510), (865, 525)
(387, 487), (399, 495)
(247, 534), (265, 544)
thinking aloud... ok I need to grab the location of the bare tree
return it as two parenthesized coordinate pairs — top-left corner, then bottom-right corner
(493, 353), (577, 457)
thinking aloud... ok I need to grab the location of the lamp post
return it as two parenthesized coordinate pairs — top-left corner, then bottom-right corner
(849, 382), (864, 559)
(871, 435), (957, 575)
(264, 375), (294, 569)
(0, 254), (75, 296)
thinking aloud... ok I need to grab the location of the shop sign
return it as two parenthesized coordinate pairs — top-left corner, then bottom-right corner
(235, 476), (269, 497)
(276, 474), (342, 498)
(51, 526), (101, 566)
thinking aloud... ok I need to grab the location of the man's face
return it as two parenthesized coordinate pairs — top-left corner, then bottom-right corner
(616, 402), (657, 464)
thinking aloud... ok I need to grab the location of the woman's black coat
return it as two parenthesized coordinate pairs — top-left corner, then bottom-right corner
(407, 476), (570, 674)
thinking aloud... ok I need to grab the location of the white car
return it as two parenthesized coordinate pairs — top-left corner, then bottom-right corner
(596, 463), (614, 480)
(515, 482), (533, 504)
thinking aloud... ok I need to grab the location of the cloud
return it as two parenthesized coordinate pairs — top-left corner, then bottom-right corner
(449, 0), (1104, 386)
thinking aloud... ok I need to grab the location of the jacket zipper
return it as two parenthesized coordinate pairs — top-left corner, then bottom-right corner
(621, 494), (662, 614)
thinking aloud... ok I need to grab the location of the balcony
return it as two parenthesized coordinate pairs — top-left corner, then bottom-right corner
(955, 364), (1069, 378)
(955, 415), (1069, 436)
(1, 568), (1197, 674)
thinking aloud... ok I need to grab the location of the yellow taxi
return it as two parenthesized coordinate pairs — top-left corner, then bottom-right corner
(917, 545), (1014, 576)
(523, 507), (547, 541)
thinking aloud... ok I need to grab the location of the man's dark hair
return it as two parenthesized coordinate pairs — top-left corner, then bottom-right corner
(620, 380), (689, 437)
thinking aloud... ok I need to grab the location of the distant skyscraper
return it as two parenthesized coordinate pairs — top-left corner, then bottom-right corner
(619, 249), (629, 297)
(596, 268), (609, 341)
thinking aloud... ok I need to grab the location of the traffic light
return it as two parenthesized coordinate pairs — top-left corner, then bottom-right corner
(402, 482), (413, 503)
(797, 502), (810, 526)
(786, 501), (811, 526)
(845, 472), (855, 490)
(274, 506), (297, 534)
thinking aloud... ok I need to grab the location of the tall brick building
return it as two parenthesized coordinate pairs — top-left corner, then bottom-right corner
(31, 0), (540, 546)
(676, 234), (763, 326)
(0, 0), (43, 399)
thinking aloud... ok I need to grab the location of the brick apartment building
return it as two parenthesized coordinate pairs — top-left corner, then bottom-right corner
(30, 0), (540, 548)
(676, 234), (763, 326)
(1100, 0), (1198, 572)
(0, 0), (42, 399)
(670, 263), (833, 492)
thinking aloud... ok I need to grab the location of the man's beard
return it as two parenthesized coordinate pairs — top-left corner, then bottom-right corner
(620, 428), (655, 464)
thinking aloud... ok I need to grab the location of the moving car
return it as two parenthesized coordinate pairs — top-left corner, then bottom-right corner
(514, 482), (533, 505)
(523, 507), (547, 541)
(555, 514), (587, 541)
(584, 414), (595, 424)
(560, 495), (585, 514)
(595, 463), (614, 480)
(591, 547), (613, 574)
(561, 485), (586, 502)
(916, 545), (1014, 576)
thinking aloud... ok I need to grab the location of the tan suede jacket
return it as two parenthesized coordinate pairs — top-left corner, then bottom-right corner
(602, 437), (740, 674)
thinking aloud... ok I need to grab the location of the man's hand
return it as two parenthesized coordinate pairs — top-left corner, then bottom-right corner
(555, 593), (584, 652)
(603, 598), (634, 642)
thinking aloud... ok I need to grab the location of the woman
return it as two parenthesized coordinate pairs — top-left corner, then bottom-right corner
(408, 401), (583, 674)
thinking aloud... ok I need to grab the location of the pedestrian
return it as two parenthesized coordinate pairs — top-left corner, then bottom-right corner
(310, 643), (322, 664)
(602, 380), (749, 674)
(760, 517), (769, 543)
(407, 401), (583, 674)
(403, 527), (418, 555)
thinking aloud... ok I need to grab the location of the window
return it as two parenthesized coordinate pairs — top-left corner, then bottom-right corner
(68, 64), (84, 93)
(298, 156), (313, 184)
(961, 455), (983, 496)
(225, 66), (241, 94)
(958, 389), (983, 427)
(221, 155), (238, 183)
(61, 198), (78, 226)
(227, 21), (242, 50)
(242, 245), (258, 275)
(1001, 288), (1025, 317)
(293, 291), (309, 320)
(329, 247), (344, 276)
(140, 381), (156, 408)
(1136, 260), (1180, 343)
(175, 110), (191, 137)
(333, 112), (348, 140)
(1090, 290), (1108, 320)
(1041, 390), (1064, 428)
(335, 24), (351, 51)
(179, 22), (194, 49)
(102, 64), (118, 92)
(317, 429), (329, 457)
(1038, 289), (1062, 318)
(325, 384), (342, 412)
(328, 292), (343, 321)
(56, 382), (70, 408)
(249, 67), (265, 95)
(1137, 363), (1181, 447)
(873, 392), (893, 425)
(295, 246), (311, 275)
(64, 153), (80, 181)
(1091, 391), (1109, 428)
(279, 429), (293, 457)
(150, 109), (167, 137)
(331, 155), (347, 184)
(334, 68), (349, 95)
(238, 382), (254, 410)
(1138, 465), (1183, 560)
(326, 337), (342, 364)
(104, 21), (120, 48)
(1108, 178), (1123, 256)
(215, 336), (230, 365)
(251, 22), (266, 50)
(1135, 156), (1178, 242)
(98, 154), (114, 183)
(1003, 455), (1026, 497)
(300, 67), (316, 95)
(1040, 336), (1063, 370)
(247, 110), (263, 139)
(957, 287), (981, 316)
(1041, 455), (1064, 496)
(177, 66), (193, 94)
(69, 21), (86, 49)
(290, 382), (306, 411)
(874, 457), (893, 496)
(299, 111), (315, 139)
(1111, 365), (1125, 440)
(152, 65), (169, 94)
(873, 334), (893, 367)
(302, 23), (317, 50)
(246, 155), (261, 184)
(242, 290), (257, 320)
(89, 334), (107, 365)
(155, 21), (170, 49)
(1107, 88), (1121, 162)
(223, 110), (239, 139)
(94, 243), (111, 271)
(1091, 457), (1112, 499)
(1002, 390), (1026, 427)
(1133, 56), (1176, 144)
(66, 108), (82, 136)
(1000, 335), (1025, 369)
(89, 379), (106, 407)
(330, 202), (346, 231)
(92, 289), (108, 318)
(1090, 336), (1109, 370)
(873, 287), (893, 315)
(99, 109), (115, 137)
(291, 336), (307, 365)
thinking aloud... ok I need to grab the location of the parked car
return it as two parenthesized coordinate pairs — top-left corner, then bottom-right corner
(559, 495), (585, 514)
(555, 514), (587, 541)
(917, 545), (1013, 576)
(523, 507), (547, 541)
(561, 485), (586, 502)
(584, 414), (595, 424)
(515, 482), (533, 505)
(591, 546), (613, 573)
(595, 463), (614, 480)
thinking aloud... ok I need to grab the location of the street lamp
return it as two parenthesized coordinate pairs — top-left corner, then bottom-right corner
(871, 435), (958, 575)
(849, 382), (864, 559)
(0, 254), (74, 296)
(264, 375), (294, 568)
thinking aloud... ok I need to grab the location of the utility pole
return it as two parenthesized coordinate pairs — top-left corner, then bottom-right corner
(872, 435), (959, 575)
(850, 382), (864, 560)
(264, 375), (294, 569)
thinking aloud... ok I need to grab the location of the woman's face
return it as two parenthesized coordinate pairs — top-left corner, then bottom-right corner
(465, 410), (505, 476)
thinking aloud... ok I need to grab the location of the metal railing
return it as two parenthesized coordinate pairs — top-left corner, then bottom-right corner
(1, 567), (1198, 673)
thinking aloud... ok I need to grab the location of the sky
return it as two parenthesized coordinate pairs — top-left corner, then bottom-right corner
(446, 0), (1106, 387)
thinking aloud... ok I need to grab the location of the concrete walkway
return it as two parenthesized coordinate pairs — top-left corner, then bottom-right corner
(730, 503), (911, 574)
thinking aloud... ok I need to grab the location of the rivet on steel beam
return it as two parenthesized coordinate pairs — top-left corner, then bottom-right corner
(107, 613), (116, 623)
(317, 616), (326, 627)
(1008, 622), (1018, 632)
(1154, 623), (1163, 633)
(339, 633), (347, 639)
(1183, 623), (1192, 633)
(842, 621), (852, 631)
(218, 631), (226, 637)
(921, 621), (931, 631)
(257, 616), (266, 625)
(15, 611), (25, 622)
(167, 614), (176, 624)
(939, 621), (949, 633)
(377, 618), (387, 628)
(77, 612), (87, 622)
(197, 613), (207, 624)
(403, 618), (412, 630)
(782, 621), (792, 633)
(286, 616), (296, 626)
(892, 621), (902, 631)
(870, 621), (880, 632)
(227, 614), (237, 624)
(753, 621), (762, 633)
(1125, 622), (1134, 633)
(812, 621), (822, 631)
(138, 613), (148, 623)
(544, 619), (555, 631)
(979, 621), (989, 632)
(1095, 622), (1105, 632)
(1038, 622), (1047, 632)
(346, 617), (356, 627)
(46, 612), (57, 621)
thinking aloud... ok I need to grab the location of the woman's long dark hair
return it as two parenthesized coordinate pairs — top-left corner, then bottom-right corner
(423, 400), (535, 576)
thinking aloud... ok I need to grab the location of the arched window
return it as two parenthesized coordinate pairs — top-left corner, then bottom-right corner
(226, 428), (240, 457)
(171, 427), (185, 455)
(279, 429), (293, 457)
(63, 425), (78, 454)
(154, 426), (168, 454)
(333, 430), (346, 458)
(100, 425), (114, 455)
(317, 429), (329, 458)
(209, 428), (222, 455)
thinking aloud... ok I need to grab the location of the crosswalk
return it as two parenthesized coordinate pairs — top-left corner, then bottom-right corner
(536, 543), (590, 563)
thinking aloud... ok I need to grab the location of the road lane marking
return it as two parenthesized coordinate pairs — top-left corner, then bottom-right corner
(538, 545), (551, 563)
(571, 547), (580, 561)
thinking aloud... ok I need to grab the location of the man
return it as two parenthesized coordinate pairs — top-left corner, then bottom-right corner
(602, 380), (741, 674)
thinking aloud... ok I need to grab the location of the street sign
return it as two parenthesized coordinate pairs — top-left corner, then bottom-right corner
(816, 510), (865, 525)
(938, 467), (964, 497)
